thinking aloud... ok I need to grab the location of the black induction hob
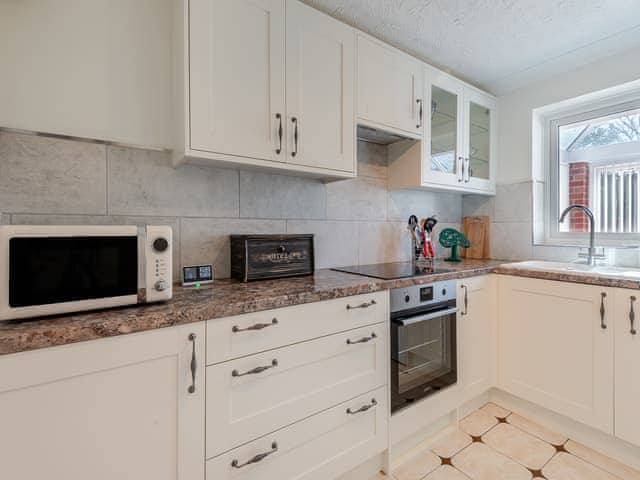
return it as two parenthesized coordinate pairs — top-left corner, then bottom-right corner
(332, 262), (452, 280)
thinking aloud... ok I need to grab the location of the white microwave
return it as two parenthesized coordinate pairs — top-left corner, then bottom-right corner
(0, 225), (172, 321)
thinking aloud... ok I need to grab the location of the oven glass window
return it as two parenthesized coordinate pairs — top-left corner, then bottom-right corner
(9, 236), (138, 307)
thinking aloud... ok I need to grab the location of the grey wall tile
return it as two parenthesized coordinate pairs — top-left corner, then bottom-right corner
(532, 245), (580, 262)
(287, 220), (358, 269)
(357, 141), (388, 179)
(326, 176), (387, 221)
(494, 182), (532, 223)
(0, 132), (106, 214)
(0, 214), (9, 224)
(108, 146), (239, 217)
(358, 221), (411, 264)
(180, 217), (286, 279)
(388, 189), (462, 223)
(491, 222), (533, 260)
(240, 171), (326, 220)
(462, 193), (495, 218)
(11, 214), (182, 280)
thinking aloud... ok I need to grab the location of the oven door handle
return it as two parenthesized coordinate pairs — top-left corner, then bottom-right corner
(393, 306), (458, 327)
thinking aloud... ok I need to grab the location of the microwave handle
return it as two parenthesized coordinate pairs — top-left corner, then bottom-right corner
(393, 306), (458, 327)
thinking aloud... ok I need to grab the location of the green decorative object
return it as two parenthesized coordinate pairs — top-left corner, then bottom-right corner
(439, 228), (471, 262)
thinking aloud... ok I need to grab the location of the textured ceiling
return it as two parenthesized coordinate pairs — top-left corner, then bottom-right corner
(301, 0), (640, 94)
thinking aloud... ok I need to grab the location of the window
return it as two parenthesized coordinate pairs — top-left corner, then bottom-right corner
(545, 93), (640, 244)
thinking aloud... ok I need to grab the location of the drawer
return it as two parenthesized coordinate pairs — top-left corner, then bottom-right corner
(206, 386), (388, 480)
(207, 291), (387, 365)
(206, 323), (387, 458)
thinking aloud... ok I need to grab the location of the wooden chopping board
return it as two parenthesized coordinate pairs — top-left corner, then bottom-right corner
(462, 216), (490, 259)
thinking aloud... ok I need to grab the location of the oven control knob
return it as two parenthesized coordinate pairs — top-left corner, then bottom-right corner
(154, 280), (168, 292)
(153, 237), (169, 253)
(404, 294), (411, 303)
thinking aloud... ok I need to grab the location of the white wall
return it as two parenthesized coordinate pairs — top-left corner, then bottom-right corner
(0, 0), (172, 148)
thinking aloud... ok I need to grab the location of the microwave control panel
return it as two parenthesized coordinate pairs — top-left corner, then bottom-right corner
(145, 225), (173, 302)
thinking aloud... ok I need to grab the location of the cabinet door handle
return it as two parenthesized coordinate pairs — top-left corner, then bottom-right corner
(416, 98), (423, 128)
(460, 284), (468, 316)
(346, 299), (377, 310)
(600, 292), (607, 330)
(188, 333), (197, 394)
(346, 332), (377, 345)
(458, 156), (465, 182)
(275, 113), (283, 154)
(291, 117), (298, 157)
(232, 359), (278, 378)
(346, 398), (378, 415)
(231, 442), (278, 469)
(464, 158), (470, 183)
(630, 296), (637, 335)
(232, 318), (278, 333)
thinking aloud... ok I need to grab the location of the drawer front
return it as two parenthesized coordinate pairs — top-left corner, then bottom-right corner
(206, 323), (387, 458)
(206, 386), (388, 480)
(207, 291), (387, 365)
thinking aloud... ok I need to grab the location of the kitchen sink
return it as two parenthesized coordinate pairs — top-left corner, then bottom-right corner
(505, 261), (640, 279)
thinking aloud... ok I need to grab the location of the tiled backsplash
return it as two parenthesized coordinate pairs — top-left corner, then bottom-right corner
(0, 131), (462, 279)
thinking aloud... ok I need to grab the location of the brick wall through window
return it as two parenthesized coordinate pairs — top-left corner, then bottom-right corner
(569, 162), (590, 232)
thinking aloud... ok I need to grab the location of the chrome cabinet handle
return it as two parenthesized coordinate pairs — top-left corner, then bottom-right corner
(346, 299), (377, 310)
(416, 99), (423, 128)
(458, 156), (465, 182)
(464, 158), (470, 183)
(232, 359), (278, 378)
(600, 292), (607, 330)
(460, 284), (468, 316)
(346, 332), (377, 345)
(232, 318), (278, 333)
(188, 333), (197, 394)
(630, 296), (637, 335)
(291, 117), (298, 157)
(231, 442), (278, 469)
(275, 113), (283, 154)
(346, 398), (377, 415)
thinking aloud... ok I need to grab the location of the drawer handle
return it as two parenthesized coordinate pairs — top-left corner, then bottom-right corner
(346, 398), (378, 415)
(232, 359), (278, 378)
(346, 332), (377, 345)
(232, 318), (278, 333)
(188, 333), (197, 394)
(231, 442), (278, 469)
(630, 295), (637, 335)
(346, 299), (377, 310)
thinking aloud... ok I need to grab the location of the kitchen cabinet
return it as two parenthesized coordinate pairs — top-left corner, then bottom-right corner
(0, 323), (205, 480)
(180, 0), (356, 178)
(498, 276), (614, 434)
(357, 34), (424, 137)
(459, 275), (497, 401)
(388, 67), (496, 195)
(614, 288), (640, 447)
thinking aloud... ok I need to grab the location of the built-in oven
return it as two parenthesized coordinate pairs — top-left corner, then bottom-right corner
(390, 280), (457, 413)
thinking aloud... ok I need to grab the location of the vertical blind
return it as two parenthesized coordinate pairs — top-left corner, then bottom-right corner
(593, 163), (640, 233)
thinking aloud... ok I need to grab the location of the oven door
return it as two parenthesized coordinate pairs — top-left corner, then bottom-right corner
(391, 301), (457, 413)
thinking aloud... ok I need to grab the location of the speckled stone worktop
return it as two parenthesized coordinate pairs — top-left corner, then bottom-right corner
(0, 259), (503, 356)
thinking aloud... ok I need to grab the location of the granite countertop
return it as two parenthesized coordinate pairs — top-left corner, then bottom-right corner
(0, 259), (503, 356)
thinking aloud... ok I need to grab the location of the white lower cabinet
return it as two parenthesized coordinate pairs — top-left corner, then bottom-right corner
(206, 323), (387, 458)
(498, 276), (614, 434)
(614, 288), (640, 446)
(206, 386), (387, 480)
(0, 323), (205, 480)
(459, 275), (497, 400)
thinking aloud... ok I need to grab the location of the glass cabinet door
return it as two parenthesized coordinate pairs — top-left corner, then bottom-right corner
(463, 89), (496, 192)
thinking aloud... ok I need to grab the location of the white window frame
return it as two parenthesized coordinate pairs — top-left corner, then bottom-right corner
(540, 90), (640, 247)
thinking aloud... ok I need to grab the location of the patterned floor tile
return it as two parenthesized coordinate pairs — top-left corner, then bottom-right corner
(423, 465), (470, 480)
(507, 413), (568, 446)
(481, 402), (511, 420)
(393, 450), (441, 480)
(452, 442), (532, 480)
(565, 440), (640, 480)
(483, 423), (556, 470)
(459, 410), (498, 437)
(430, 431), (472, 459)
(543, 452), (619, 480)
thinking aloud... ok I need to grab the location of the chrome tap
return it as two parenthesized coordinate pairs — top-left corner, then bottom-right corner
(559, 204), (597, 266)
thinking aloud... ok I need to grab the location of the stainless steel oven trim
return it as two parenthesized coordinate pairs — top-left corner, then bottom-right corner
(393, 306), (457, 327)
(137, 225), (147, 302)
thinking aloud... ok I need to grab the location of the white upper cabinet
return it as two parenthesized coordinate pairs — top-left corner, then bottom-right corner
(181, 0), (355, 178)
(357, 34), (424, 137)
(462, 87), (497, 192)
(189, 0), (286, 163)
(285, 0), (355, 172)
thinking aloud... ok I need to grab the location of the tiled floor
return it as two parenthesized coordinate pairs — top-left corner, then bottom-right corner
(381, 403), (640, 480)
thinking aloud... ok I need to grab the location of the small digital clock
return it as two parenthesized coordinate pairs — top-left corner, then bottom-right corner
(182, 264), (214, 287)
